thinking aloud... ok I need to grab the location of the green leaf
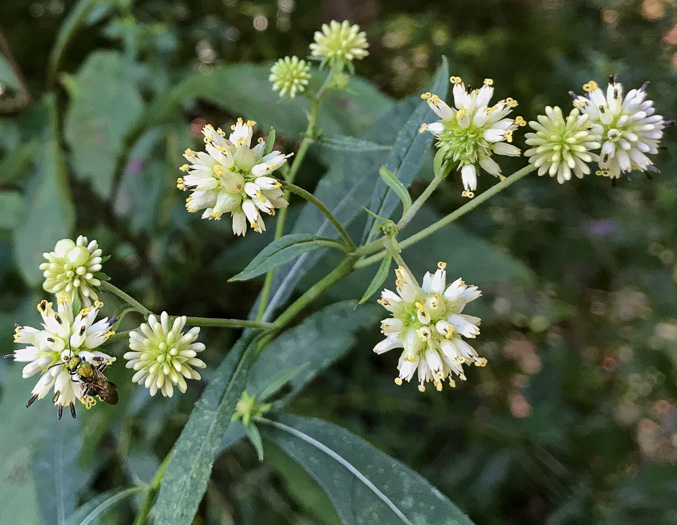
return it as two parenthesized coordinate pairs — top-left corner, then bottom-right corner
(263, 127), (276, 156)
(0, 353), (55, 525)
(47, 0), (113, 87)
(15, 95), (75, 287)
(64, 486), (147, 525)
(378, 165), (412, 215)
(363, 56), (450, 243)
(318, 134), (392, 153)
(244, 423), (265, 461)
(254, 96), (427, 321)
(260, 415), (475, 525)
(0, 192), (24, 230)
(219, 301), (382, 453)
(64, 51), (144, 198)
(146, 63), (392, 139)
(229, 234), (345, 282)
(0, 140), (38, 185)
(153, 332), (258, 525)
(0, 53), (19, 91)
(30, 417), (87, 525)
(359, 254), (392, 304)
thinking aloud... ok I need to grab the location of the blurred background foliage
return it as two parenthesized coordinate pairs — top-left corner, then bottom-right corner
(0, 0), (676, 523)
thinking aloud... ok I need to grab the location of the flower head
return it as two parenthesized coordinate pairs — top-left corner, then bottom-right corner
(525, 106), (602, 183)
(39, 236), (106, 306)
(571, 76), (666, 179)
(269, 56), (311, 98)
(178, 119), (291, 235)
(421, 77), (522, 197)
(374, 262), (485, 392)
(4, 295), (117, 418)
(125, 312), (206, 397)
(309, 20), (369, 70)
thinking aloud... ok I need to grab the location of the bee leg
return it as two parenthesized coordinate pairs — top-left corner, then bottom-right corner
(57, 405), (63, 420)
(70, 403), (77, 419)
(26, 394), (38, 408)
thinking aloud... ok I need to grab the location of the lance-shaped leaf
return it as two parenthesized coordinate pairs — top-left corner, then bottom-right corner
(377, 165), (412, 216)
(362, 56), (449, 243)
(359, 253), (392, 304)
(229, 234), (347, 282)
(318, 134), (392, 153)
(260, 415), (475, 525)
(153, 333), (258, 525)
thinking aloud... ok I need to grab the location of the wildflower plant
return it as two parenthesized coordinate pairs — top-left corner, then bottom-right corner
(1, 9), (671, 525)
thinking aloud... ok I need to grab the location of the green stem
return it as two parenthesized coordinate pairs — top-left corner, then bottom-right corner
(107, 330), (130, 343)
(283, 182), (356, 250)
(183, 316), (275, 330)
(396, 170), (445, 230)
(383, 237), (416, 284)
(132, 452), (172, 525)
(100, 281), (151, 316)
(354, 165), (536, 270)
(256, 74), (330, 322)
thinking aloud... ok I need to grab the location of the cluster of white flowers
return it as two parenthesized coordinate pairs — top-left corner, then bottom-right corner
(526, 76), (666, 183)
(421, 77), (523, 197)
(178, 119), (290, 235)
(125, 312), (206, 398)
(4, 294), (116, 418)
(374, 263), (485, 392)
(40, 236), (105, 306)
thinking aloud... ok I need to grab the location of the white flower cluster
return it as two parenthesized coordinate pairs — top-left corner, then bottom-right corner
(421, 77), (522, 197)
(178, 119), (290, 235)
(125, 312), (206, 398)
(527, 76), (666, 183)
(40, 236), (105, 306)
(4, 295), (116, 418)
(374, 263), (485, 392)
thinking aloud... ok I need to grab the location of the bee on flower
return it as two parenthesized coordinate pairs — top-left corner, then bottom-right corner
(3, 295), (117, 419)
(374, 262), (485, 392)
(570, 75), (667, 180)
(420, 77), (522, 197)
(178, 119), (291, 235)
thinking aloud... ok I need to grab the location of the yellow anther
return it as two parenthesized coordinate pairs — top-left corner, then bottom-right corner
(418, 384), (426, 392)
(449, 379), (456, 388)
(437, 261), (447, 269)
(179, 164), (190, 172)
(256, 191), (266, 202)
(418, 124), (428, 134)
(246, 120), (256, 127)
(38, 300), (51, 312)
(394, 377), (403, 386)
(416, 328), (429, 341)
(94, 300), (104, 309)
(573, 100), (587, 109)
(58, 293), (72, 306)
(445, 326), (454, 339)
(273, 183), (282, 189)
(483, 78), (494, 86)
(251, 221), (258, 229)
(505, 130), (513, 143)
(505, 97), (518, 107)
(203, 134), (214, 143)
(467, 191), (475, 199)
(217, 127), (226, 136)
(105, 330), (115, 340)
(435, 381), (443, 391)
(213, 165), (224, 176)
(415, 301), (425, 313)
(186, 196), (192, 202)
(457, 108), (467, 119)
(421, 92), (432, 100)
(237, 117), (244, 124)
(499, 175), (506, 182)
(583, 80), (598, 92)
(450, 76), (462, 84)
(514, 116), (526, 127)
(184, 148), (196, 157)
(257, 137), (265, 144)
(176, 178), (185, 190)
(267, 163), (278, 170)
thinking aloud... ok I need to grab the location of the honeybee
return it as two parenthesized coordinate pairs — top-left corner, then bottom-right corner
(65, 354), (119, 406)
